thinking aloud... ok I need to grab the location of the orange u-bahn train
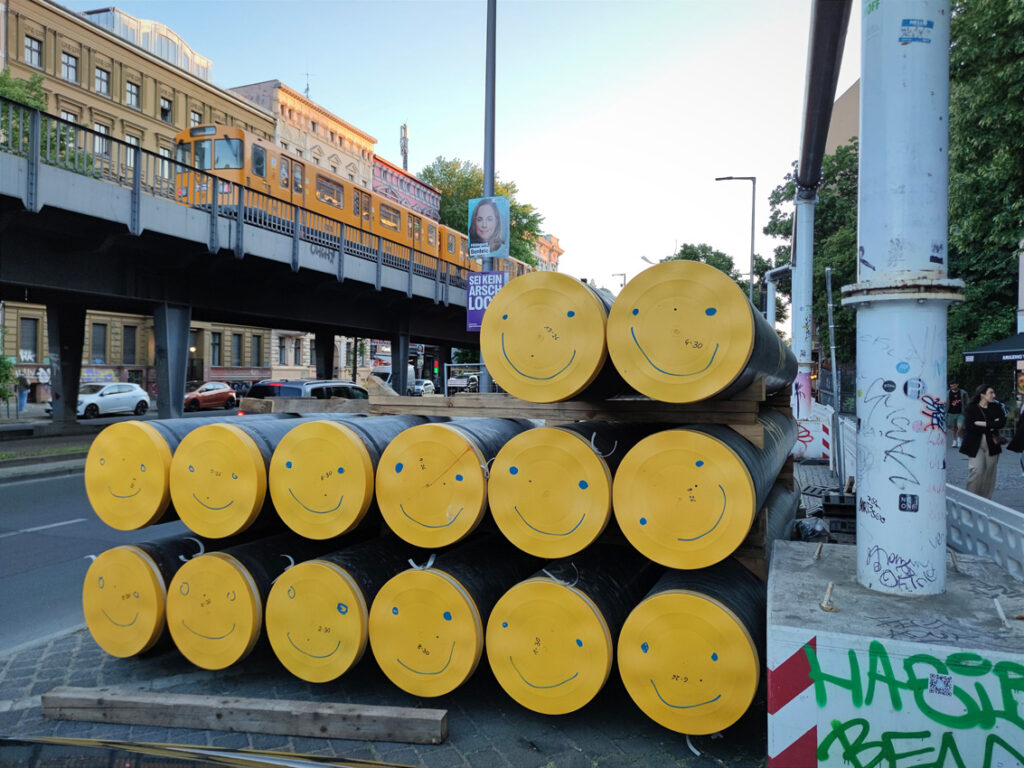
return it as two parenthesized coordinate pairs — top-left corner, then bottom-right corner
(172, 124), (534, 280)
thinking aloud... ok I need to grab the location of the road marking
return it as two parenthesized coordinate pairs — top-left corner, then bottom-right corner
(0, 518), (87, 539)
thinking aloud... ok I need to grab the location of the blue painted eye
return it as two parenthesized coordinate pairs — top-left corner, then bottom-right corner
(179, 582), (190, 596)
(287, 586), (296, 599)
(509, 466), (519, 475)
(502, 621), (509, 628)
(99, 458), (106, 466)
(502, 314), (508, 320)
(139, 464), (146, 472)
(696, 460), (704, 467)
(337, 603), (348, 615)
(286, 461), (293, 469)
(576, 638), (583, 648)
(226, 591), (236, 602)
(231, 473), (237, 480)
(705, 307), (717, 316)
(395, 463), (404, 473)
(188, 465), (195, 473)
(578, 480), (588, 489)
(639, 517), (647, 526)
(711, 652), (718, 661)
(98, 576), (105, 589)
(392, 606), (399, 615)
(641, 642), (649, 654)
(133, 591), (139, 598)
(632, 308), (639, 316)
(567, 310), (575, 318)
(455, 474), (463, 482)
(337, 467), (345, 474)
(443, 611), (452, 621)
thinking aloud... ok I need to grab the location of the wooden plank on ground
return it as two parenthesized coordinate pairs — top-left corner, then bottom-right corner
(42, 686), (447, 745)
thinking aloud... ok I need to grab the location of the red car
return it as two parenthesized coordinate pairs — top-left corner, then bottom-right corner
(183, 381), (237, 411)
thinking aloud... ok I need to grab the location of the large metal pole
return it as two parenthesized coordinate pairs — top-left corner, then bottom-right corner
(791, 192), (816, 421)
(478, 0), (497, 395)
(825, 267), (845, 486)
(764, 265), (791, 345)
(842, 0), (962, 596)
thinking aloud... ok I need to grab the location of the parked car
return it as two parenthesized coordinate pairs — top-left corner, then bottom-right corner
(245, 379), (369, 400)
(184, 381), (237, 411)
(370, 364), (416, 395)
(76, 382), (150, 418)
(412, 378), (435, 396)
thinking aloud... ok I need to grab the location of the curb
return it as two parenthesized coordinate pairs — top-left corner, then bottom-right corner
(0, 458), (86, 484)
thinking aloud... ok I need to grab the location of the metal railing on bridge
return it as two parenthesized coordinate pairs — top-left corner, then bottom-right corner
(0, 96), (471, 302)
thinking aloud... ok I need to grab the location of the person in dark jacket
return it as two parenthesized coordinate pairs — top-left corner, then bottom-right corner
(958, 384), (1006, 498)
(1006, 400), (1024, 477)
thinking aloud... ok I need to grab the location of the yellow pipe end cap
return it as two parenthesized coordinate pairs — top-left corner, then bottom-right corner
(85, 421), (172, 530)
(82, 545), (166, 657)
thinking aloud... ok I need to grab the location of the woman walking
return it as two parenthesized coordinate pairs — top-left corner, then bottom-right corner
(959, 384), (1006, 498)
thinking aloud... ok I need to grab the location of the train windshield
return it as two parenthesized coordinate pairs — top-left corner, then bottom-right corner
(193, 139), (212, 170)
(214, 138), (243, 170)
(174, 141), (191, 166)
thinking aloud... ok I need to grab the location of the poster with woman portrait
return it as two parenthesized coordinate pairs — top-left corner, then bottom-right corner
(468, 196), (510, 262)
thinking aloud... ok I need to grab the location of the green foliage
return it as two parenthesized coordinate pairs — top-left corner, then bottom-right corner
(419, 157), (544, 266)
(765, 140), (860, 363)
(0, 330), (16, 402)
(947, 0), (1024, 385)
(0, 68), (46, 109)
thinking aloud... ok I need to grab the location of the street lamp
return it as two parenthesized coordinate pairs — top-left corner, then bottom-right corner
(612, 272), (626, 289)
(715, 175), (756, 304)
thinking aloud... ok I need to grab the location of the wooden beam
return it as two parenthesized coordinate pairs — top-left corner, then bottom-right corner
(42, 687), (447, 745)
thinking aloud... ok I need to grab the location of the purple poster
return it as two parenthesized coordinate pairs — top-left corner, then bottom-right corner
(467, 271), (509, 332)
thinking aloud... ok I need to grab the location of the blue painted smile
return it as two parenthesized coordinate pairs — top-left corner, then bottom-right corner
(102, 609), (138, 627)
(287, 632), (340, 658)
(181, 620), (235, 640)
(396, 641), (456, 675)
(650, 680), (721, 709)
(501, 334), (576, 380)
(676, 484), (727, 542)
(288, 487), (344, 515)
(192, 494), (234, 511)
(514, 505), (585, 536)
(400, 503), (462, 529)
(509, 656), (579, 689)
(630, 327), (719, 376)
(108, 486), (141, 499)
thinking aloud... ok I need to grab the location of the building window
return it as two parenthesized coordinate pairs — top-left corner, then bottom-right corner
(60, 110), (77, 124)
(125, 81), (140, 109)
(93, 124), (110, 157)
(309, 339), (316, 363)
(190, 110), (201, 127)
(19, 317), (39, 363)
(125, 135), (139, 168)
(231, 334), (242, 366)
(294, 149), (303, 158)
(160, 97), (173, 123)
(310, 120), (318, 134)
(278, 338), (286, 365)
(294, 339), (302, 365)
(24, 36), (42, 68)
(61, 53), (79, 83)
(158, 147), (172, 178)
(94, 67), (110, 95)
(123, 325), (137, 364)
(211, 332), (221, 366)
(91, 323), (107, 364)
(252, 335), (263, 366)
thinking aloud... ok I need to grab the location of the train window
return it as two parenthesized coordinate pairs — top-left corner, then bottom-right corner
(280, 157), (290, 188)
(460, 237), (468, 259)
(193, 139), (212, 170)
(251, 145), (266, 178)
(213, 138), (243, 170)
(408, 214), (422, 240)
(447, 233), (456, 254)
(175, 141), (191, 167)
(293, 163), (303, 193)
(427, 224), (437, 247)
(380, 204), (400, 231)
(315, 175), (344, 209)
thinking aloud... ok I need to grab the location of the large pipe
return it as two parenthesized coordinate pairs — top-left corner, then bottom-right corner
(368, 534), (542, 697)
(841, 0), (962, 596)
(764, 265), (791, 331)
(85, 415), (302, 531)
(617, 558), (766, 735)
(375, 418), (534, 547)
(265, 534), (419, 683)
(480, 272), (626, 402)
(606, 261), (796, 403)
(612, 409), (796, 569)
(791, 194), (816, 420)
(268, 415), (432, 539)
(488, 421), (656, 558)
(485, 542), (662, 715)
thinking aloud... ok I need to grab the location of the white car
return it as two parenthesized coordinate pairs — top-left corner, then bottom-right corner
(77, 382), (150, 418)
(412, 378), (436, 396)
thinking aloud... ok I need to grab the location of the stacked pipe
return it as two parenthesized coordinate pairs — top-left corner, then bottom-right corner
(476, 262), (798, 734)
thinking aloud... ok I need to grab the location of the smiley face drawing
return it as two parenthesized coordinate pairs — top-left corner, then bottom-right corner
(613, 430), (755, 569)
(486, 579), (614, 715)
(269, 421), (376, 540)
(480, 271), (610, 403)
(265, 559), (369, 683)
(369, 569), (483, 697)
(82, 545), (167, 657)
(489, 428), (612, 558)
(376, 424), (490, 548)
(607, 260), (755, 403)
(85, 422), (174, 530)
(166, 553), (262, 670)
(170, 424), (268, 538)
(617, 591), (759, 735)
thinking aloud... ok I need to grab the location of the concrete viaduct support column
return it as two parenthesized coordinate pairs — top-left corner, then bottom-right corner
(791, 193), (816, 421)
(153, 303), (191, 419)
(45, 302), (85, 424)
(390, 326), (411, 396)
(314, 330), (336, 379)
(842, 0), (962, 595)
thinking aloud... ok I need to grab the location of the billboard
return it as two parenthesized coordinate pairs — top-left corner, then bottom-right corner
(467, 271), (509, 332)
(468, 196), (510, 262)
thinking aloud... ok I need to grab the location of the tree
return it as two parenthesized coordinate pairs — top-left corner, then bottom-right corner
(419, 157), (544, 266)
(0, 329), (16, 405)
(0, 68), (46, 109)
(764, 139), (859, 363)
(947, 0), (1024, 385)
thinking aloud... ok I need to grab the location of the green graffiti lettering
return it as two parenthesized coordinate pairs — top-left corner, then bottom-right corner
(880, 730), (936, 766)
(819, 721), (1021, 768)
(932, 732), (968, 768)
(806, 644), (863, 708)
(983, 732), (1024, 766)
(817, 718), (882, 768)
(867, 640), (910, 710)
(946, 652), (992, 678)
(906, 653), (987, 730)
(991, 661), (1024, 728)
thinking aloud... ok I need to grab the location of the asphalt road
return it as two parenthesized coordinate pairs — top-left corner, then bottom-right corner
(0, 474), (188, 654)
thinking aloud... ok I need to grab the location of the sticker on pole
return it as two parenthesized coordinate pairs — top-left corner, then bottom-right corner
(467, 271), (509, 332)
(899, 19), (933, 44)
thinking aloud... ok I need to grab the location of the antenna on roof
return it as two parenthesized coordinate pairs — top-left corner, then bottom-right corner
(400, 124), (409, 171)
(303, 70), (314, 99)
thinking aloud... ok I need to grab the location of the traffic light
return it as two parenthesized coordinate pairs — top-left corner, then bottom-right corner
(432, 360), (439, 376)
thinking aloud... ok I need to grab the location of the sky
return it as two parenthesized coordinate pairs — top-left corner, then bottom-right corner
(61, 0), (862, 295)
